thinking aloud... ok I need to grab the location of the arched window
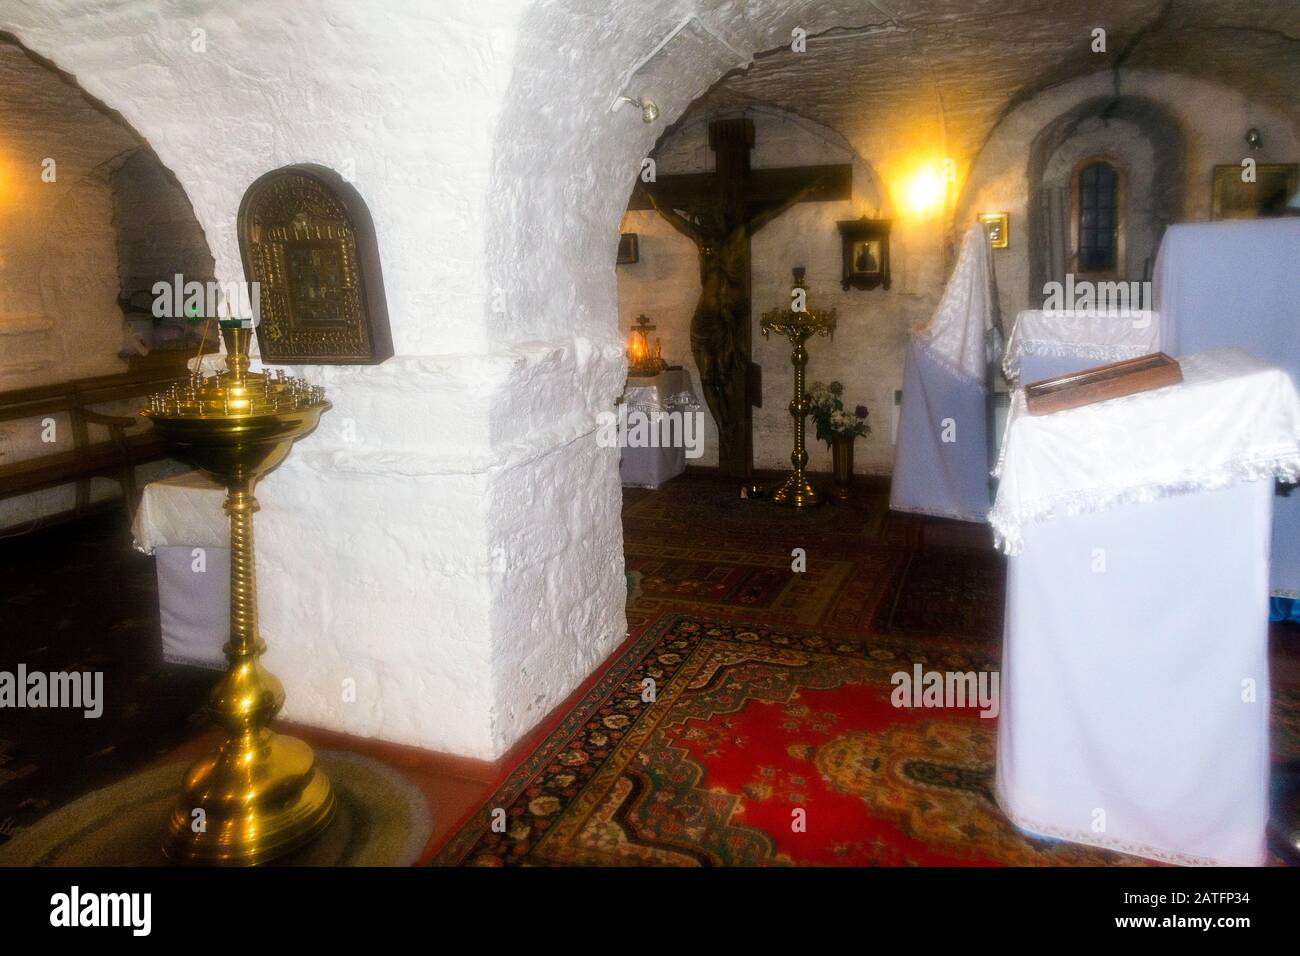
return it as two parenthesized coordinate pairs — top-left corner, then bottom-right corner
(1074, 159), (1121, 274)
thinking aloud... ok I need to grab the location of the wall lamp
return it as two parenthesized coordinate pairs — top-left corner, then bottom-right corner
(616, 95), (660, 124)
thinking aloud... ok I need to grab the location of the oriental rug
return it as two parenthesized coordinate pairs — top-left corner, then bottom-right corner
(432, 475), (1299, 867)
(622, 474), (1000, 638)
(433, 612), (1147, 866)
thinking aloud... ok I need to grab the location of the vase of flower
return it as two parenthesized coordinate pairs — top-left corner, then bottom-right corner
(808, 380), (870, 501)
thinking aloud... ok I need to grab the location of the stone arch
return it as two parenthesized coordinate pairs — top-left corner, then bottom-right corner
(1025, 94), (1184, 301)
(614, 102), (893, 473)
(0, 32), (215, 388)
(484, 6), (881, 348)
(948, 69), (1289, 322)
(478, 8), (886, 751)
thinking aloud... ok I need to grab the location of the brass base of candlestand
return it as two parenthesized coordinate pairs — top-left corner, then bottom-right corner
(770, 471), (822, 509)
(163, 731), (335, 866)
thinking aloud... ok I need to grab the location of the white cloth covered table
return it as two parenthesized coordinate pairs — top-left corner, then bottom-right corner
(618, 367), (699, 489)
(131, 469), (228, 552)
(992, 347), (1300, 866)
(1002, 309), (1160, 385)
(131, 470), (228, 669)
(890, 223), (1001, 522)
(1155, 218), (1300, 598)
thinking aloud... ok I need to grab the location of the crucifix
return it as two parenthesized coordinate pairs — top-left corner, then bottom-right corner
(629, 117), (851, 478)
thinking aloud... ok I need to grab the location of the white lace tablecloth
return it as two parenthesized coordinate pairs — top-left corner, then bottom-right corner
(620, 367), (699, 415)
(618, 367), (700, 490)
(990, 347), (1300, 554)
(1002, 309), (1160, 384)
(131, 470), (228, 553)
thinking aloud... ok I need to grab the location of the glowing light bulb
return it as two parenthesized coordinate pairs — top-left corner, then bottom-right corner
(902, 166), (946, 218)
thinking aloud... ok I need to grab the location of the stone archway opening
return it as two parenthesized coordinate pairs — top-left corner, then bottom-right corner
(0, 32), (216, 531)
(0, 33), (215, 391)
(1026, 94), (1184, 300)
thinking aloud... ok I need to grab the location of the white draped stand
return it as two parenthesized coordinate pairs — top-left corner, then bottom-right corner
(891, 223), (1001, 522)
(131, 470), (229, 669)
(992, 348), (1300, 866)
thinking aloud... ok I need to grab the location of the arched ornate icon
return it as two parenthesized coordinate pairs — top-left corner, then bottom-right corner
(238, 164), (393, 364)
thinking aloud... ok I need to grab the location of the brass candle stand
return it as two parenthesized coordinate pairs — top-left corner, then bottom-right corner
(627, 313), (667, 377)
(143, 324), (334, 865)
(760, 269), (837, 509)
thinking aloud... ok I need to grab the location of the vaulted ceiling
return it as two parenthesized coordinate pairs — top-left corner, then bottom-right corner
(668, 0), (1300, 170)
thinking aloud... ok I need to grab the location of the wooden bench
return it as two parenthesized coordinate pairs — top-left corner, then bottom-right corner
(0, 368), (188, 524)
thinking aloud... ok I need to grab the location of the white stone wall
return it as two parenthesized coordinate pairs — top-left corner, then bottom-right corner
(4, 0), (653, 759)
(0, 40), (136, 390)
(1, 0), (533, 758)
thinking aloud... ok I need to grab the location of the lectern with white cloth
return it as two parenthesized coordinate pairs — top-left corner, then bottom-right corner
(991, 348), (1300, 865)
(130, 470), (229, 669)
(890, 223), (1001, 522)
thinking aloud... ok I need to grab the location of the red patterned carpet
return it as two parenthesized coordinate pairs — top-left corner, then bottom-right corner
(435, 614), (1139, 865)
(434, 473), (1300, 866)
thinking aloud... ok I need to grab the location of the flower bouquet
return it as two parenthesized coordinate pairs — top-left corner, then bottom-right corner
(807, 381), (869, 446)
(807, 381), (869, 499)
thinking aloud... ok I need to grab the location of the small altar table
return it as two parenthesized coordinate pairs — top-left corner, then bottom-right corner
(1002, 308), (1160, 385)
(618, 367), (699, 489)
(990, 347), (1300, 866)
(131, 470), (228, 669)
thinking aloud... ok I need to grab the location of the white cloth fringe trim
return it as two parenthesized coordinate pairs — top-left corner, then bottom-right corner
(1003, 341), (1149, 383)
(990, 453), (1300, 555)
(888, 499), (990, 525)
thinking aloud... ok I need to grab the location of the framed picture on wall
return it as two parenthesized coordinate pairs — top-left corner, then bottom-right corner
(836, 217), (892, 291)
(979, 212), (1010, 248)
(617, 233), (639, 264)
(1211, 163), (1298, 220)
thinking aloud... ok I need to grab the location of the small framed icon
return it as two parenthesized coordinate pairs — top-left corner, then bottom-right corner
(617, 232), (640, 264)
(979, 212), (1009, 249)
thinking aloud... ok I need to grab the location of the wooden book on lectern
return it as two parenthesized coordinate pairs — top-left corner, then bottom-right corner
(1025, 353), (1182, 416)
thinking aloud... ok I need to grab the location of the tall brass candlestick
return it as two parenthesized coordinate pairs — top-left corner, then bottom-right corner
(760, 269), (837, 509)
(143, 324), (333, 865)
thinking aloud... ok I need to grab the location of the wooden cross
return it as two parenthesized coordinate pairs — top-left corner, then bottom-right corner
(629, 118), (851, 478)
